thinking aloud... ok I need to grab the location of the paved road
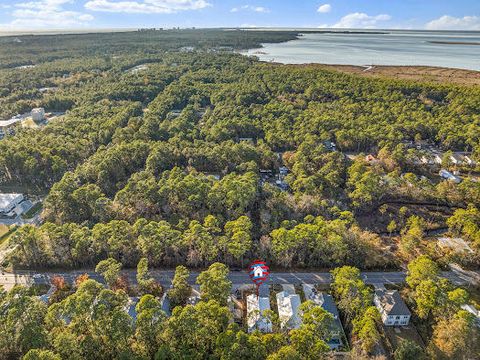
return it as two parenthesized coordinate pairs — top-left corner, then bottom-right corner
(1, 268), (477, 291)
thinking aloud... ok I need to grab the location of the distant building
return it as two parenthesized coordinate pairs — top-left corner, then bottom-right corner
(462, 155), (476, 167)
(247, 293), (272, 333)
(188, 286), (201, 306)
(126, 297), (140, 321)
(449, 154), (464, 166)
(322, 140), (337, 152)
(374, 289), (411, 326)
(160, 293), (171, 317)
(277, 290), (302, 330)
(38, 285), (56, 304)
(0, 193), (24, 214)
(278, 166), (289, 176)
(179, 46), (195, 52)
(439, 169), (462, 183)
(438, 237), (473, 253)
(31, 108), (45, 122)
(421, 152), (443, 165)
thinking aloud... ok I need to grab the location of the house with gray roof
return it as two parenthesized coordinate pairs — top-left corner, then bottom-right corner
(302, 284), (344, 350)
(374, 289), (411, 326)
(247, 292), (272, 333)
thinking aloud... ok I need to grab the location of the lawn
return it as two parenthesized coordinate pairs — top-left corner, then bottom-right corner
(384, 325), (426, 352)
(22, 202), (43, 219)
(0, 225), (17, 247)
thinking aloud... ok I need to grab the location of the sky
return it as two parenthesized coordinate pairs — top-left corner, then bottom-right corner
(0, 0), (479, 32)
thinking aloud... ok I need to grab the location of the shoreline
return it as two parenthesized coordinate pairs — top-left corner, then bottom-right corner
(428, 40), (480, 46)
(261, 62), (480, 86)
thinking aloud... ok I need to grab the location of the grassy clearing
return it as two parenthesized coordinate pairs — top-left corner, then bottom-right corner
(0, 225), (17, 247)
(384, 325), (426, 354)
(22, 202), (43, 219)
(0, 224), (8, 238)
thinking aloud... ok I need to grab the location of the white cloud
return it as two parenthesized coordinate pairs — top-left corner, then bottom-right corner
(231, 5), (270, 13)
(333, 12), (391, 29)
(425, 15), (480, 31)
(85, 0), (211, 14)
(317, 4), (331, 14)
(0, 0), (94, 30)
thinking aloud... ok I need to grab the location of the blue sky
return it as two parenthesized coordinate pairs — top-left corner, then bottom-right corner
(0, 0), (479, 31)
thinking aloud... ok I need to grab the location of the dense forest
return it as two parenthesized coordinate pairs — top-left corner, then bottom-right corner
(0, 29), (479, 360)
(0, 29), (479, 271)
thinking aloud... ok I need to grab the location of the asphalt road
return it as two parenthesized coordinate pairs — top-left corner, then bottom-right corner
(1, 268), (477, 291)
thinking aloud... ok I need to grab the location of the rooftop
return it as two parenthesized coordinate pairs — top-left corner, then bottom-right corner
(375, 289), (411, 316)
(277, 291), (302, 329)
(0, 193), (23, 209)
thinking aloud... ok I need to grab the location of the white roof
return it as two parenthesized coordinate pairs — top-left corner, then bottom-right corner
(438, 237), (473, 253)
(302, 284), (321, 305)
(247, 294), (272, 332)
(0, 193), (23, 209)
(461, 304), (479, 317)
(277, 291), (302, 329)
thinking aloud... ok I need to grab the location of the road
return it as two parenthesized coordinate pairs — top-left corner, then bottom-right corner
(1, 268), (478, 291)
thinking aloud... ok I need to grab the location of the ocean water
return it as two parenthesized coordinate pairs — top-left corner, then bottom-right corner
(242, 30), (480, 71)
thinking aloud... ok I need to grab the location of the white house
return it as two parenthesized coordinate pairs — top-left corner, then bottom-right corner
(247, 293), (272, 333)
(374, 289), (411, 326)
(433, 153), (443, 164)
(0, 193), (24, 214)
(439, 169), (462, 184)
(448, 154), (464, 166)
(31, 108), (45, 122)
(463, 155), (477, 167)
(276, 289), (302, 330)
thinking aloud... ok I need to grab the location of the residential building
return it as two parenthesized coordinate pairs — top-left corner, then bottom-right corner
(438, 237), (473, 254)
(278, 166), (289, 176)
(374, 289), (411, 326)
(238, 137), (254, 143)
(160, 293), (171, 317)
(302, 284), (344, 350)
(126, 297), (140, 321)
(322, 140), (337, 152)
(247, 291), (272, 333)
(31, 108), (45, 122)
(463, 155), (477, 167)
(0, 193), (24, 214)
(188, 286), (201, 306)
(449, 153), (464, 166)
(421, 152), (443, 165)
(439, 169), (462, 183)
(277, 287), (302, 330)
